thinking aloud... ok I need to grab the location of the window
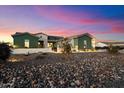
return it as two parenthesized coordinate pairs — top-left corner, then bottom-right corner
(48, 43), (53, 48)
(84, 40), (87, 48)
(84, 40), (87, 45)
(24, 39), (29, 48)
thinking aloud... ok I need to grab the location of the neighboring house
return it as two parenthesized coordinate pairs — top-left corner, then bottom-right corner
(12, 32), (63, 49)
(57, 33), (96, 52)
(96, 42), (108, 47)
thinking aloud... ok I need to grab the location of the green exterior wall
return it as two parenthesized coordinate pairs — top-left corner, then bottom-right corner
(74, 35), (93, 50)
(13, 33), (39, 48)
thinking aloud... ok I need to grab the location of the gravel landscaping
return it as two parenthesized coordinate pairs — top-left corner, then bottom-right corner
(0, 52), (124, 88)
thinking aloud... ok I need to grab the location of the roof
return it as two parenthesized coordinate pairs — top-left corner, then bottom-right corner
(12, 32), (38, 38)
(57, 33), (96, 42)
(12, 32), (95, 42)
(12, 32), (64, 41)
(48, 35), (64, 42)
(68, 33), (95, 39)
(33, 32), (48, 36)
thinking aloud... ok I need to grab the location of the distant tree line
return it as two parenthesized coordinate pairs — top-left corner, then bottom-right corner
(95, 46), (124, 50)
(95, 44), (124, 54)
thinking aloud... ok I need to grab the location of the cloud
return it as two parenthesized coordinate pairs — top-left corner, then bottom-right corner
(1, 6), (124, 42)
(111, 26), (124, 33)
(34, 6), (90, 24)
(34, 6), (124, 36)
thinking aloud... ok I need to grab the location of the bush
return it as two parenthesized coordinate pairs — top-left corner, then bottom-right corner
(95, 46), (109, 50)
(108, 44), (119, 54)
(42, 53), (48, 55)
(35, 55), (45, 60)
(0, 43), (11, 61)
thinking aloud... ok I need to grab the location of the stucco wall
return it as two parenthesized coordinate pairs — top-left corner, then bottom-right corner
(35, 34), (48, 48)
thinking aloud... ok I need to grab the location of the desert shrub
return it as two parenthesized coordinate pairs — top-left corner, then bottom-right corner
(95, 46), (109, 50)
(0, 43), (11, 61)
(83, 48), (86, 51)
(108, 44), (119, 54)
(120, 47), (124, 50)
(0, 59), (5, 64)
(35, 55), (45, 60)
(91, 48), (95, 51)
(95, 47), (102, 50)
(42, 53), (48, 55)
(72, 49), (76, 52)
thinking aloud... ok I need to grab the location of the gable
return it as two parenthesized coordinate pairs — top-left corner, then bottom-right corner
(78, 34), (92, 39)
(34, 33), (48, 41)
(77, 35), (93, 49)
(12, 33), (38, 38)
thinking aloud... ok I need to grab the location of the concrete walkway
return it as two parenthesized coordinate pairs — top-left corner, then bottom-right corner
(12, 48), (54, 54)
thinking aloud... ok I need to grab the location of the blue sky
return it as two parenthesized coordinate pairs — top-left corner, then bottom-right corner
(0, 5), (124, 42)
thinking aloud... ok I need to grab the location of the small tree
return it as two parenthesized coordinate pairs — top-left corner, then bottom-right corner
(0, 43), (11, 61)
(108, 44), (119, 54)
(60, 38), (72, 61)
(62, 38), (72, 54)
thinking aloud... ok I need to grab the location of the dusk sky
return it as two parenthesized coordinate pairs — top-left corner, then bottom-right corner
(0, 5), (124, 42)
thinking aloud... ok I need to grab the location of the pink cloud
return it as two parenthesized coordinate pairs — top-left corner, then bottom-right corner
(36, 27), (83, 37)
(35, 6), (114, 25)
(1, 6), (124, 42)
(0, 27), (25, 36)
(34, 6), (90, 24)
(34, 6), (124, 35)
(111, 26), (124, 33)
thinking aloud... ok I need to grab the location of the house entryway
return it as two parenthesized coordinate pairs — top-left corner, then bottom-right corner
(48, 42), (57, 51)
(38, 41), (44, 48)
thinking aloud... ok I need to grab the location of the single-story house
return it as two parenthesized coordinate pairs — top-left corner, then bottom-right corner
(12, 32), (63, 49)
(12, 32), (96, 52)
(57, 33), (96, 52)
